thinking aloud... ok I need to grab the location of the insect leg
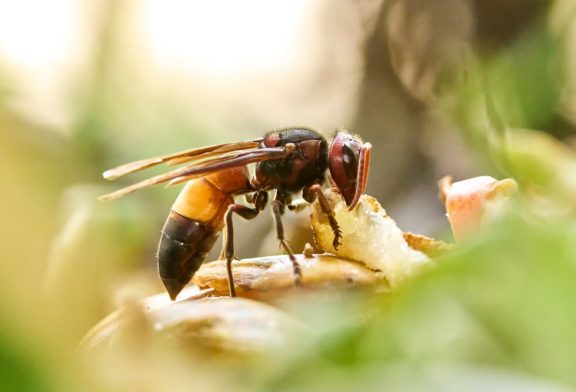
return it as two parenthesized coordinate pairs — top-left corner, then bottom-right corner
(271, 198), (302, 287)
(303, 184), (342, 249)
(223, 204), (259, 297)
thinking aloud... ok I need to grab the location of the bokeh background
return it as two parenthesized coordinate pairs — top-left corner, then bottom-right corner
(3, 0), (576, 390)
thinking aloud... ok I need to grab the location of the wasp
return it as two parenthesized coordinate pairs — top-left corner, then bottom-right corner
(99, 127), (371, 300)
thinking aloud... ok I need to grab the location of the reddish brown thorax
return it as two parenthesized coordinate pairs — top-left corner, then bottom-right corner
(253, 129), (328, 192)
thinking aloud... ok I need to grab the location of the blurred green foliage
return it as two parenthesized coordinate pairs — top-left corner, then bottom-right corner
(0, 331), (49, 392)
(267, 211), (576, 390)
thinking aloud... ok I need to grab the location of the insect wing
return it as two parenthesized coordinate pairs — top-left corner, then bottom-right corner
(99, 147), (287, 201)
(103, 139), (262, 180)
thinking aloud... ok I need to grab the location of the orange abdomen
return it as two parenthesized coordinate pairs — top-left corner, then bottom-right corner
(157, 167), (251, 300)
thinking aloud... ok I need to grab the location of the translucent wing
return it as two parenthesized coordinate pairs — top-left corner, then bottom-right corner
(99, 147), (286, 201)
(102, 139), (262, 180)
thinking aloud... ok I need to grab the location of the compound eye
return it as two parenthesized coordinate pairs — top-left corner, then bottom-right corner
(329, 132), (362, 206)
(328, 131), (371, 209)
(342, 143), (360, 181)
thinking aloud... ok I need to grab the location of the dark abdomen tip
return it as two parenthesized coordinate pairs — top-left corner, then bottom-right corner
(158, 211), (219, 300)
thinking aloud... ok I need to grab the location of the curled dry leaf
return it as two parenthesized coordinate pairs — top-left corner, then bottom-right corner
(402, 232), (453, 257)
(82, 254), (379, 354)
(81, 289), (306, 354)
(439, 176), (518, 241)
(192, 254), (380, 298)
(83, 188), (463, 354)
(80, 285), (212, 350)
(311, 190), (433, 289)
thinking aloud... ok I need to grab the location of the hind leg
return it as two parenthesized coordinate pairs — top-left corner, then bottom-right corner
(223, 204), (259, 297)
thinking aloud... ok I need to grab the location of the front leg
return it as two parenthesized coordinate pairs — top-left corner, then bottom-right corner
(303, 184), (342, 249)
(272, 192), (302, 287)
